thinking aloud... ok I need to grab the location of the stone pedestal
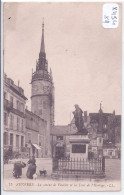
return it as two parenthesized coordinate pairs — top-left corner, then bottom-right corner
(69, 134), (90, 160)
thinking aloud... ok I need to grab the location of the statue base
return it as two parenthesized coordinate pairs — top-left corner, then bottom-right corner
(69, 134), (90, 160)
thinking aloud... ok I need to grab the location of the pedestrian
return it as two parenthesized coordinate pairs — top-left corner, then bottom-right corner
(27, 155), (36, 165)
(13, 161), (26, 178)
(26, 156), (36, 179)
(8, 146), (13, 160)
(4, 151), (9, 164)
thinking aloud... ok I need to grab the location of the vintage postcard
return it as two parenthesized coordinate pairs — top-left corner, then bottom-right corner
(3, 2), (122, 191)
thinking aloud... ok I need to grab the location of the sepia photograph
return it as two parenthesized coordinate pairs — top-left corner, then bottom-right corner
(3, 2), (122, 191)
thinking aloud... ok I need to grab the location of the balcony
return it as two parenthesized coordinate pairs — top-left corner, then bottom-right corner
(4, 99), (25, 118)
(12, 108), (25, 118)
(4, 99), (13, 112)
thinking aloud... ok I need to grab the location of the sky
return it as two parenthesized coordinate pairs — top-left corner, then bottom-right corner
(4, 2), (122, 125)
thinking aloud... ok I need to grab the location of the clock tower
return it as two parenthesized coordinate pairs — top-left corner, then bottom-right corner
(31, 22), (54, 157)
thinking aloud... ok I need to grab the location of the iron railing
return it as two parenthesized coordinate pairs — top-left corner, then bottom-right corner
(4, 99), (25, 117)
(52, 157), (105, 179)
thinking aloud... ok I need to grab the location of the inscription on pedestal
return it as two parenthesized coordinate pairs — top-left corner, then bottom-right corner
(72, 144), (86, 153)
(69, 134), (90, 160)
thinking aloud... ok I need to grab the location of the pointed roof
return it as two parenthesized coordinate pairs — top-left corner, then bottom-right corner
(40, 20), (45, 54)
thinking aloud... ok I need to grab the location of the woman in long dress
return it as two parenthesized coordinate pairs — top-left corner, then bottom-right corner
(26, 156), (36, 179)
(13, 161), (26, 178)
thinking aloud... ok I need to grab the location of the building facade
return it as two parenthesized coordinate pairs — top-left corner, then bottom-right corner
(51, 106), (121, 159)
(3, 23), (55, 159)
(89, 107), (121, 159)
(25, 109), (47, 158)
(31, 22), (54, 157)
(4, 74), (27, 158)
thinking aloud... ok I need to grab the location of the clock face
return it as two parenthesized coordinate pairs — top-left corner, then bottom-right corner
(32, 82), (50, 95)
(43, 86), (50, 93)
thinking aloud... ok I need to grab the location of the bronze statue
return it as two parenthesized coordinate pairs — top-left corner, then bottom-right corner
(73, 104), (87, 134)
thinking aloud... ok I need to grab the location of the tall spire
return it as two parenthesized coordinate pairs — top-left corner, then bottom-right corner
(37, 19), (47, 71)
(40, 19), (45, 55)
(32, 22), (53, 83)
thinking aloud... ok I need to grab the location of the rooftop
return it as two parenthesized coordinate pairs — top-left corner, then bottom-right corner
(51, 125), (77, 135)
(4, 73), (27, 100)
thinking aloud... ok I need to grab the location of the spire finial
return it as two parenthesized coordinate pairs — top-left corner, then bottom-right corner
(42, 18), (44, 31)
(40, 18), (45, 54)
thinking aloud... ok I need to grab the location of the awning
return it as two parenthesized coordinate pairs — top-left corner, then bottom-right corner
(32, 144), (41, 150)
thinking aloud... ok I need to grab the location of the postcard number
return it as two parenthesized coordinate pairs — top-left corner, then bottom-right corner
(102, 4), (119, 28)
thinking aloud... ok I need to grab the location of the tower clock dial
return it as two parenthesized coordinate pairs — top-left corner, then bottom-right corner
(43, 86), (50, 93)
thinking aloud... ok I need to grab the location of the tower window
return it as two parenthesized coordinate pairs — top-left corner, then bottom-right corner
(43, 101), (47, 109)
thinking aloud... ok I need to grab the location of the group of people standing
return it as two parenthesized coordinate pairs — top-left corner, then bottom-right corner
(13, 156), (36, 179)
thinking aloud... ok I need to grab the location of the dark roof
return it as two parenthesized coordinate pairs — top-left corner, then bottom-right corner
(4, 74), (28, 100)
(25, 109), (46, 123)
(89, 113), (121, 127)
(10, 85), (28, 100)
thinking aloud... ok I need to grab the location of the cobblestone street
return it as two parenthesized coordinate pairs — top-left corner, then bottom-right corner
(3, 158), (121, 181)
